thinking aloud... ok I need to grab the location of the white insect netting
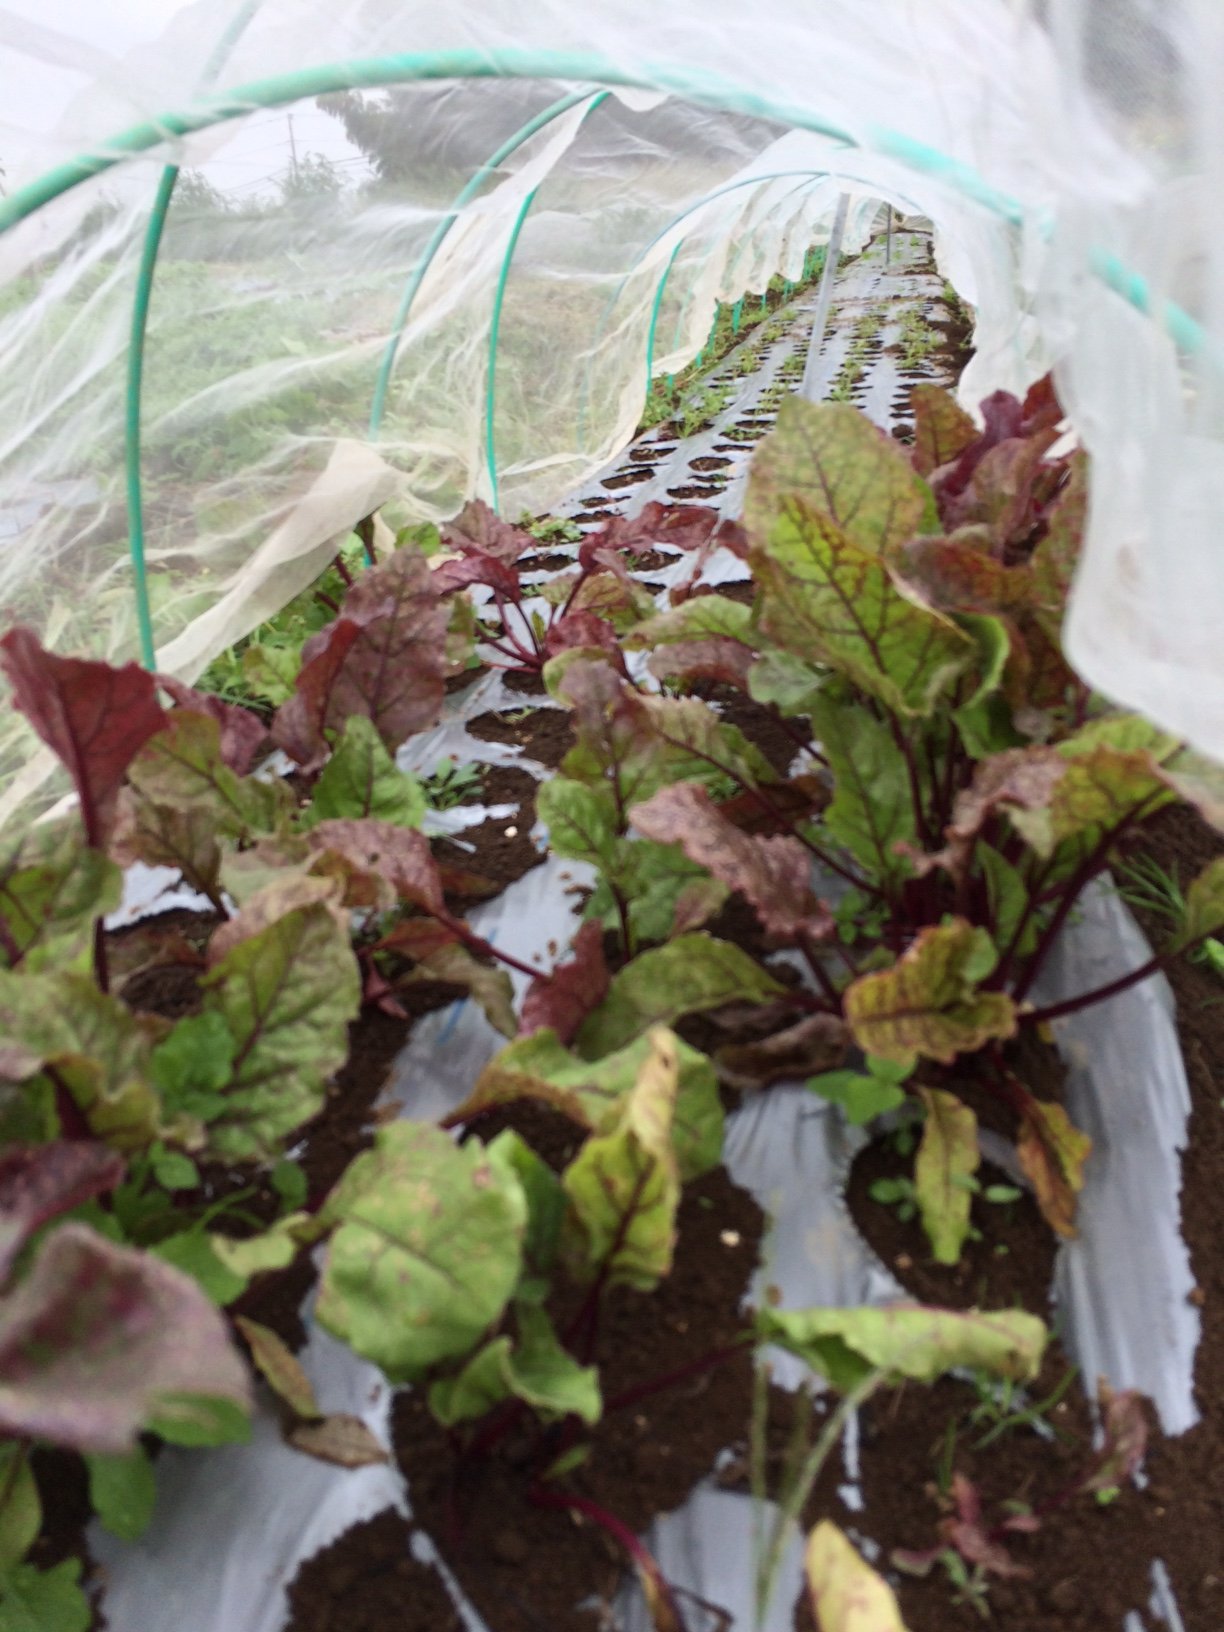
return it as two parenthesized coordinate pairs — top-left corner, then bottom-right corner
(0, 0), (1219, 830)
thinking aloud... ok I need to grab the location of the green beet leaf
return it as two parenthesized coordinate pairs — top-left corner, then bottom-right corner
(426, 1337), (512, 1427)
(760, 1303), (1047, 1393)
(149, 1011), (236, 1124)
(1009, 715), (1178, 861)
(0, 1560), (91, 1632)
(0, 1446), (39, 1569)
(747, 647), (828, 718)
(749, 499), (971, 718)
(126, 710), (288, 841)
(151, 1230), (248, 1307)
(302, 715), (426, 829)
(536, 777), (620, 868)
(0, 971), (197, 1153)
(844, 921), (1017, 1065)
(914, 1088), (980, 1265)
(745, 397), (936, 556)
(487, 1130), (566, 1279)
(806, 1521), (910, 1632)
(199, 881), (361, 1161)
(624, 595), (754, 650)
(810, 695), (916, 886)
(806, 1060), (909, 1126)
(575, 933), (785, 1060)
(584, 838), (729, 946)
(1180, 856), (1224, 946)
(85, 1447), (156, 1543)
(317, 1122), (526, 1383)
(429, 1306), (600, 1429)
(910, 382), (979, 477)
(468, 1027), (723, 1183)
(0, 823), (120, 974)
(241, 641), (300, 706)
(561, 1028), (681, 1291)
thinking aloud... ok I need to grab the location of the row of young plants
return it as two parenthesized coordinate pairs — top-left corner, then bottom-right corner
(0, 373), (1204, 1629)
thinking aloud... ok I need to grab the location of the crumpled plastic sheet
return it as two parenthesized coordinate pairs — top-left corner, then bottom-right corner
(93, 260), (1194, 1631)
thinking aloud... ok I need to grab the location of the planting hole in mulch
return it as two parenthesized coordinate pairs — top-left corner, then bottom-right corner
(466, 705), (574, 769)
(388, 1111), (765, 1632)
(284, 1508), (463, 1632)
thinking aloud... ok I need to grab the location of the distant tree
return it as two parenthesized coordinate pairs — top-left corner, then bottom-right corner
(175, 169), (232, 214)
(279, 151), (344, 205)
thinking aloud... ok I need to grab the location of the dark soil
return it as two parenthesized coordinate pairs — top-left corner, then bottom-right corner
(284, 1508), (463, 1632)
(389, 1119), (765, 1632)
(621, 547), (679, 573)
(501, 668), (548, 696)
(848, 1141), (1058, 1315)
(467, 705), (574, 769)
(517, 551), (577, 572)
(793, 1358), (1167, 1632)
(431, 807), (544, 896)
(475, 762), (540, 812)
(28, 1450), (106, 1630)
(687, 679), (806, 779)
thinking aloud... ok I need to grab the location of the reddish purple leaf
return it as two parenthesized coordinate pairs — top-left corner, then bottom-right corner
(308, 819), (447, 917)
(272, 549), (448, 766)
(375, 918), (460, 963)
(647, 637), (755, 691)
(270, 620), (362, 769)
(440, 500), (535, 566)
(939, 1474), (1033, 1580)
(0, 1222), (252, 1454)
(917, 746), (1065, 883)
(1080, 1386), (1148, 1496)
(157, 678), (269, 775)
(430, 553), (521, 599)
(520, 922), (610, 1046)
(630, 782), (833, 941)
(0, 1143), (124, 1284)
(590, 502), (734, 558)
(714, 1013), (849, 1092)
(0, 627), (168, 847)
(544, 611), (623, 662)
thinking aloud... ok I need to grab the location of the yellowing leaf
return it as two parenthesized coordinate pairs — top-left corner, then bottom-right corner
(235, 1316), (317, 1420)
(1016, 1099), (1091, 1238)
(914, 1089), (979, 1266)
(806, 1521), (912, 1632)
(200, 883), (361, 1161)
(576, 933), (784, 1059)
(561, 1028), (681, 1291)
(317, 1123), (526, 1383)
(746, 397), (935, 556)
(287, 1415), (388, 1468)
(844, 922), (1017, 1065)
(749, 499), (971, 718)
(761, 1303), (1047, 1390)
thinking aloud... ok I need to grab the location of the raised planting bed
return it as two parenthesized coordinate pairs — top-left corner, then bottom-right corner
(3, 357), (1222, 1632)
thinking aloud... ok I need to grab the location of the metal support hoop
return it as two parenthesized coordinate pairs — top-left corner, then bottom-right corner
(124, 0), (264, 668)
(370, 86), (609, 438)
(485, 186), (539, 513)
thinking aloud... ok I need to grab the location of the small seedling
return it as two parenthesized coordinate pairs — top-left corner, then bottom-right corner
(423, 759), (483, 810)
(807, 1055), (914, 1124)
(869, 1175), (918, 1223)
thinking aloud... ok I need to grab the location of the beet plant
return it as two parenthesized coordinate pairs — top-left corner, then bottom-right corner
(501, 375), (1224, 1267)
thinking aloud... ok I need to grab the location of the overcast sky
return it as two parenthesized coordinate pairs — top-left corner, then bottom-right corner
(0, 0), (369, 199)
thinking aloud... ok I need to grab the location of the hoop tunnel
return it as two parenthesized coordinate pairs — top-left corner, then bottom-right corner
(0, 47), (1211, 679)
